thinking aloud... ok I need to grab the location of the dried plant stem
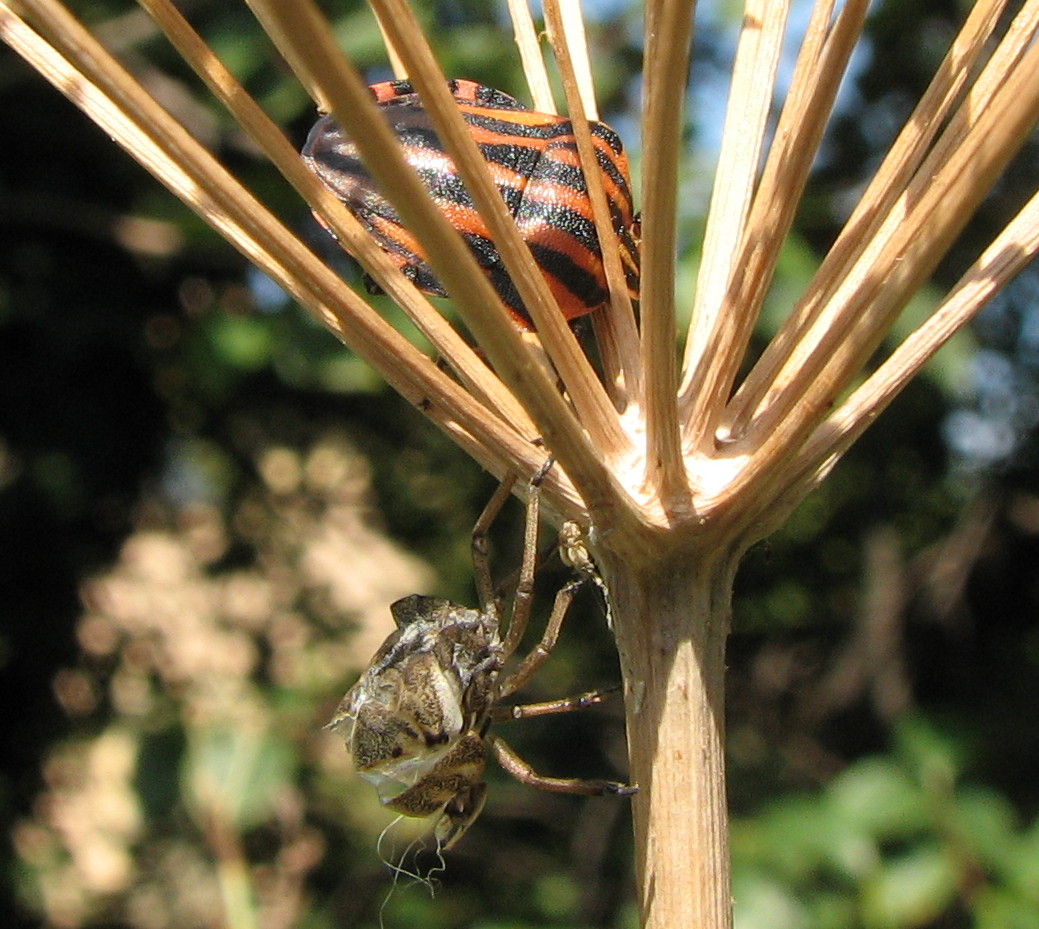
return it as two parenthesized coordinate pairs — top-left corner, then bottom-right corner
(639, 0), (695, 506)
(368, 0), (632, 460)
(506, 0), (640, 427)
(790, 185), (1039, 505)
(682, 0), (788, 439)
(507, 0), (555, 113)
(371, 6), (408, 78)
(136, 0), (532, 435)
(603, 545), (737, 929)
(725, 25), (1039, 511)
(246, 0), (636, 522)
(0, 0), (571, 508)
(543, 0), (641, 404)
(727, 0), (1033, 441)
(550, 0), (597, 120)
(682, 0), (867, 443)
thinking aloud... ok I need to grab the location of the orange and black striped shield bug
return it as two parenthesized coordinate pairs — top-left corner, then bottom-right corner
(302, 79), (639, 329)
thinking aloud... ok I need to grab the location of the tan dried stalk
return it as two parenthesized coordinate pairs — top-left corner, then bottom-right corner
(3, 0), (1039, 927)
(543, 0), (642, 402)
(682, 0), (869, 441)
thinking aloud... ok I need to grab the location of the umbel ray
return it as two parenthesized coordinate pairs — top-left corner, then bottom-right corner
(327, 462), (636, 850)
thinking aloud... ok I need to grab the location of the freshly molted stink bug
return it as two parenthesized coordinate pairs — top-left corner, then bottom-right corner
(327, 467), (635, 850)
(302, 79), (640, 329)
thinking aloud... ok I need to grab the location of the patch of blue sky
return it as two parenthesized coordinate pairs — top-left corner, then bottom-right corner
(523, 0), (634, 23)
(247, 265), (292, 313)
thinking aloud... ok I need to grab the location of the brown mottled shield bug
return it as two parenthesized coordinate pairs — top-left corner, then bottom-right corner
(327, 464), (635, 850)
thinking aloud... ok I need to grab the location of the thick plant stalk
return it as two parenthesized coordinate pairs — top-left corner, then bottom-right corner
(603, 546), (737, 929)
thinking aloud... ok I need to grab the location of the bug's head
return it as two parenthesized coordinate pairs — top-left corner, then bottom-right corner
(434, 781), (488, 851)
(302, 116), (378, 212)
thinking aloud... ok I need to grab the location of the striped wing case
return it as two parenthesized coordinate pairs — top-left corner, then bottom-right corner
(302, 79), (639, 329)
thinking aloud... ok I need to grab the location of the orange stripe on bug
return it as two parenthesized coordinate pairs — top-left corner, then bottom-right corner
(302, 79), (639, 330)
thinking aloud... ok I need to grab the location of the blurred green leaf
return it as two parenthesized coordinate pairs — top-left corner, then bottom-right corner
(827, 758), (928, 842)
(861, 845), (957, 929)
(183, 719), (295, 830)
(732, 871), (809, 929)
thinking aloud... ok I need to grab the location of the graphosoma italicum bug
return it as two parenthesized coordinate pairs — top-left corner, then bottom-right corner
(302, 79), (640, 329)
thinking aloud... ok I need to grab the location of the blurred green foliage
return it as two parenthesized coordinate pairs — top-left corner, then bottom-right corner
(733, 718), (1039, 928)
(2, 1), (1039, 928)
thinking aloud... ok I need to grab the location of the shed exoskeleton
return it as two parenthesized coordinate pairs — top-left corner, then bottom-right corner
(327, 465), (635, 849)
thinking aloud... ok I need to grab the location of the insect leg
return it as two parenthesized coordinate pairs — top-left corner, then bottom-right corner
(501, 460), (552, 661)
(491, 685), (621, 721)
(499, 574), (583, 698)
(471, 473), (517, 620)
(487, 734), (636, 796)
